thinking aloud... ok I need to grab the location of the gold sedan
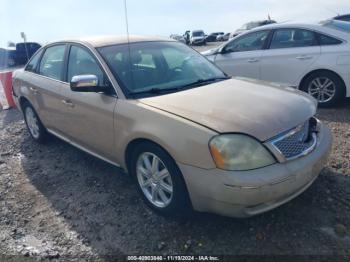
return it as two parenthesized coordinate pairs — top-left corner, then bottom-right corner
(12, 36), (332, 217)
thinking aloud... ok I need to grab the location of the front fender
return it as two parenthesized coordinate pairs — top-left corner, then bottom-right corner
(114, 100), (217, 170)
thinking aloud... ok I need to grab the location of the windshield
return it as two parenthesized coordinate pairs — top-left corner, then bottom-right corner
(323, 20), (350, 33)
(98, 41), (227, 97)
(192, 31), (204, 37)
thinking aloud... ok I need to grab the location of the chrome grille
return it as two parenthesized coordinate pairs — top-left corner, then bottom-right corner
(269, 119), (317, 161)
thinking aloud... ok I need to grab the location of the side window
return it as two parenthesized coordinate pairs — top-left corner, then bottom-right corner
(224, 31), (269, 53)
(39, 45), (66, 81)
(67, 46), (107, 86)
(25, 49), (43, 73)
(319, 34), (342, 45)
(270, 29), (317, 49)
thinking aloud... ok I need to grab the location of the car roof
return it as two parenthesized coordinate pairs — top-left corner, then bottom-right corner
(245, 22), (350, 40)
(54, 35), (175, 48)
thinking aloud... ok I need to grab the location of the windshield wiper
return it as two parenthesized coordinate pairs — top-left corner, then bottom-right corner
(130, 87), (183, 96)
(179, 77), (230, 88)
(129, 77), (230, 97)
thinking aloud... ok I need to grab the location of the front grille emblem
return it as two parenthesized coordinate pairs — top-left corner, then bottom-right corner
(266, 118), (317, 162)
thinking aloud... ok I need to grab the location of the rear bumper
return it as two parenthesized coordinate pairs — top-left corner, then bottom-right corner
(178, 122), (332, 217)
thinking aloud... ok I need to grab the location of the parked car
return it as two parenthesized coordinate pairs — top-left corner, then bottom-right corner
(217, 33), (230, 41)
(231, 20), (277, 38)
(323, 19), (350, 34)
(333, 14), (350, 22)
(0, 48), (5, 65)
(0, 48), (10, 68)
(14, 42), (41, 65)
(12, 36), (332, 218)
(214, 32), (225, 41)
(206, 32), (224, 42)
(170, 34), (186, 44)
(203, 22), (350, 107)
(190, 30), (206, 45)
(0, 47), (16, 68)
(0, 42), (41, 68)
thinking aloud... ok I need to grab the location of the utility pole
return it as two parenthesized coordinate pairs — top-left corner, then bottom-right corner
(20, 32), (29, 62)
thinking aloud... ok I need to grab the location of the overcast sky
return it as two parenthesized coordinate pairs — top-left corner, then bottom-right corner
(1, 0), (350, 48)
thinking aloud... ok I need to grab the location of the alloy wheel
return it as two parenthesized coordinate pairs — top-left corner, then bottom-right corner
(308, 77), (336, 103)
(25, 107), (40, 139)
(136, 152), (173, 208)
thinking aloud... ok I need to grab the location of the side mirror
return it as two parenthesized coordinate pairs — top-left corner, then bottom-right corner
(220, 46), (228, 54)
(70, 75), (105, 92)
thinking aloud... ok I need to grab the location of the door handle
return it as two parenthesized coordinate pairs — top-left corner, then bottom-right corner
(29, 87), (39, 95)
(62, 99), (75, 108)
(296, 55), (313, 60)
(247, 58), (259, 63)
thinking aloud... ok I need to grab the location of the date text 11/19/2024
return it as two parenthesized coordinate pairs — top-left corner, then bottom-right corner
(127, 255), (220, 261)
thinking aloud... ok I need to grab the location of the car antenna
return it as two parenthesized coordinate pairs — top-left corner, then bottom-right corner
(124, 0), (131, 49)
(124, 0), (134, 89)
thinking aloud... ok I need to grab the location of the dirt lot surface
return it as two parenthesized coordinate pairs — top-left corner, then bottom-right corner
(1, 43), (350, 261)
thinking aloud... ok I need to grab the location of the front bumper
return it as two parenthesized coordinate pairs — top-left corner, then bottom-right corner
(178, 122), (332, 217)
(191, 39), (206, 45)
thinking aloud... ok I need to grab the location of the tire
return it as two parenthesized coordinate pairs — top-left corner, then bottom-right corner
(300, 71), (346, 108)
(129, 142), (191, 216)
(22, 102), (49, 143)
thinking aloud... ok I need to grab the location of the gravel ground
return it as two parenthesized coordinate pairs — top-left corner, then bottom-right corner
(0, 43), (350, 260)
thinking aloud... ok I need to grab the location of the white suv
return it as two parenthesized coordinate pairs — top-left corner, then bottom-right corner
(203, 20), (350, 107)
(190, 30), (206, 45)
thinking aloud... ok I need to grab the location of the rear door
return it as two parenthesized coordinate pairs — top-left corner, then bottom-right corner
(34, 44), (71, 136)
(62, 44), (117, 161)
(213, 30), (270, 79)
(260, 28), (321, 86)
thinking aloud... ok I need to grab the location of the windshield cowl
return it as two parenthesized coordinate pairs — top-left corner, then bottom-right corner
(129, 77), (230, 98)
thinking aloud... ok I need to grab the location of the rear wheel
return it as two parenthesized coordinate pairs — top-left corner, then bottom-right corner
(301, 71), (345, 108)
(129, 142), (191, 216)
(23, 102), (48, 143)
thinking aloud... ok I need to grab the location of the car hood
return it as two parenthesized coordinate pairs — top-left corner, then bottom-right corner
(138, 78), (317, 141)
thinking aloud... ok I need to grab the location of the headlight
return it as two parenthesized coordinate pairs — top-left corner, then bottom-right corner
(209, 134), (276, 171)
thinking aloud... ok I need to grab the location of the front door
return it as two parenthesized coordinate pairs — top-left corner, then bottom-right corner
(213, 30), (270, 79)
(62, 44), (118, 161)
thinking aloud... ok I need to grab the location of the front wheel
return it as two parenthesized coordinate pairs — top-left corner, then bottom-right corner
(129, 142), (191, 216)
(301, 71), (346, 108)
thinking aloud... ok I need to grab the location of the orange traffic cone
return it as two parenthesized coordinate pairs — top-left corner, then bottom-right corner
(0, 71), (15, 110)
